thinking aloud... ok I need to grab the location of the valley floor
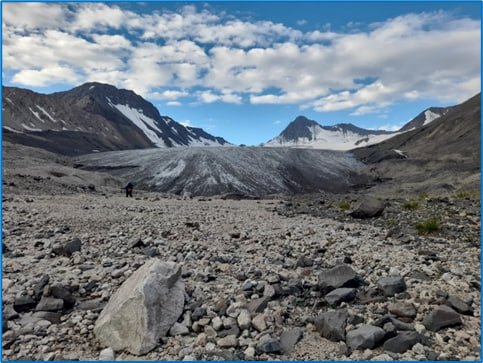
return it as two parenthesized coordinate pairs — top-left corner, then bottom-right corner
(1, 181), (480, 361)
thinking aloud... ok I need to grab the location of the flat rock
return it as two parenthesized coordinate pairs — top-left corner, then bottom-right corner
(32, 311), (61, 324)
(349, 196), (385, 219)
(423, 305), (462, 332)
(14, 296), (37, 313)
(346, 325), (385, 350)
(383, 331), (423, 353)
(318, 264), (358, 290)
(246, 296), (270, 314)
(94, 260), (185, 355)
(280, 328), (303, 354)
(52, 238), (81, 257)
(377, 276), (407, 297)
(217, 335), (238, 348)
(35, 297), (64, 312)
(99, 347), (115, 361)
(388, 302), (417, 319)
(258, 336), (281, 354)
(315, 309), (348, 342)
(445, 295), (473, 315)
(325, 288), (357, 305)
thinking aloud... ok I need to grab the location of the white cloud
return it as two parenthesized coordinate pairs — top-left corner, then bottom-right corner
(167, 101), (182, 107)
(2, 3), (480, 111)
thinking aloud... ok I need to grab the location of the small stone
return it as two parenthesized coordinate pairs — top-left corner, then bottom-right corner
(218, 325), (240, 338)
(445, 296), (473, 315)
(280, 328), (303, 354)
(195, 332), (208, 346)
(212, 316), (223, 331)
(99, 347), (115, 361)
(346, 325), (385, 350)
(383, 331), (423, 353)
(237, 310), (251, 330)
(388, 302), (417, 319)
(217, 335), (238, 348)
(251, 314), (267, 332)
(315, 309), (348, 342)
(377, 276), (406, 297)
(244, 346), (255, 359)
(169, 322), (189, 336)
(318, 264), (358, 291)
(2, 279), (13, 292)
(35, 297), (64, 312)
(258, 336), (281, 354)
(246, 296), (270, 314)
(324, 288), (357, 305)
(423, 305), (462, 331)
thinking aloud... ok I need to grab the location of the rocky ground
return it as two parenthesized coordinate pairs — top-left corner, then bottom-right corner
(2, 171), (481, 361)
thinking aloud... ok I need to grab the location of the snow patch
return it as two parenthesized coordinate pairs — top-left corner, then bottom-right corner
(5, 97), (14, 104)
(423, 110), (441, 126)
(109, 101), (168, 147)
(22, 123), (42, 132)
(36, 105), (57, 123)
(393, 149), (407, 158)
(3, 126), (23, 133)
(89, 86), (95, 90)
(28, 107), (45, 123)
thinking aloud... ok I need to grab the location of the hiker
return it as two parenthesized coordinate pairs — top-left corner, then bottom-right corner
(124, 182), (134, 197)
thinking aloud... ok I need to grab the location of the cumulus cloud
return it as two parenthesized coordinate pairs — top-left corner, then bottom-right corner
(2, 3), (480, 112)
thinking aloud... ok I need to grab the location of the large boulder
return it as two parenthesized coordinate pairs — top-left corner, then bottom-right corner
(349, 196), (385, 219)
(346, 325), (385, 350)
(315, 309), (348, 342)
(423, 305), (462, 332)
(94, 260), (185, 355)
(318, 264), (358, 291)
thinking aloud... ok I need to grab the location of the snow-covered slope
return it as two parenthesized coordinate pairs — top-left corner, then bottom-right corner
(265, 116), (397, 150)
(399, 107), (452, 132)
(2, 83), (230, 155)
(75, 147), (365, 196)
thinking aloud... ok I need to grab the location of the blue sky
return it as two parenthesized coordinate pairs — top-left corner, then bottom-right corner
(3, 1), (481, 145)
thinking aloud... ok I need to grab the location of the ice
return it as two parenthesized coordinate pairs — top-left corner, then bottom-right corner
(423, 110), (441, 126)
(28, 107), (45, 123)
(22, 123), (42, 132)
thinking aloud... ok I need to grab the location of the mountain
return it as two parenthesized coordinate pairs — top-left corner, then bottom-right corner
(264, 116), (396, 150)
(2, 82), (230, 156)
(398, 107), (452, 132)
(351, 93), (480, 194)
(75, 147), (366, 197)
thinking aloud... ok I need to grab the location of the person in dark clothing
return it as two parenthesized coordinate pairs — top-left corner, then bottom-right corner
(124, 182), (134, 197)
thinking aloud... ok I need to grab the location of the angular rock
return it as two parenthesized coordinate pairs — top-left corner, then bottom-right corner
(94, 260), (185, 355)
(349, 196), (385, 219)
(377, 276), (406, 297)
(32, 311), (62, 324)
(237, 309), (251, 330)
(169, 322), (189, 336)
(318, 264), (358, 291)
(218, 325), (240, 338)
(99, 347), (115, 361)
(52, 238), (81, 257)
(315, 309), (348, 342)
(51, 285), (76, 308)
(258, 336), (281, 354)
(33, 274), (50, 300)
(383, 331), (423, 353)
(445, 296), (473, 315)
(388, 302), (417, 319)
(280, 328), (303, 354)
(217, 335), (238, 348)
(423, 305), (462, 332)
(35, 297), (64, 311)
(252, 314), (267, 332)
(375, 314), (415, 331)
(346, 325), (385, 350)
(325, 288), (357, 305)
(14, 296), (37, 313)
(246, 296), (270, 314)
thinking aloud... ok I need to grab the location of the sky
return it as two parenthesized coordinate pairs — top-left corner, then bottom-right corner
(2, 1), (481, 145)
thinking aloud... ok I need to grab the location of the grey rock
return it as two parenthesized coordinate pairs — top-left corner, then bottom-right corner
(33, 274), (50, 300)
(32, 311), (62, 324)
(51, 285), (76, 308)
(237, 310), (251, 330)
(375, 315), (415, 331)
(217, 335), (238, 348)
(349, 196), (385, 219)
(383, 331), (424, 353)
(218, 325), (240, 338)
(169, 322), (189, 336)
(280, 328), (303, 354)
(377, 276), (407, 297)
(325, 288), (357, 305)
(346, 325), (385, 350)
(388, 302), (417, 319)
(52, 238), (81, 257)
(94, 260), (185, 355)
(99, 347), (115, 361)
(258, 336), (281, 354)
(318, 264), (358, 290)
(13, 296), (37, 313)
(35, 297), (64, 312)
(445, 295), (473, 315)
(315, 309), (348, 342)
(192, 307), (207, 321)
(423, 305), (462, 332)
(246, 296), (270, 314)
